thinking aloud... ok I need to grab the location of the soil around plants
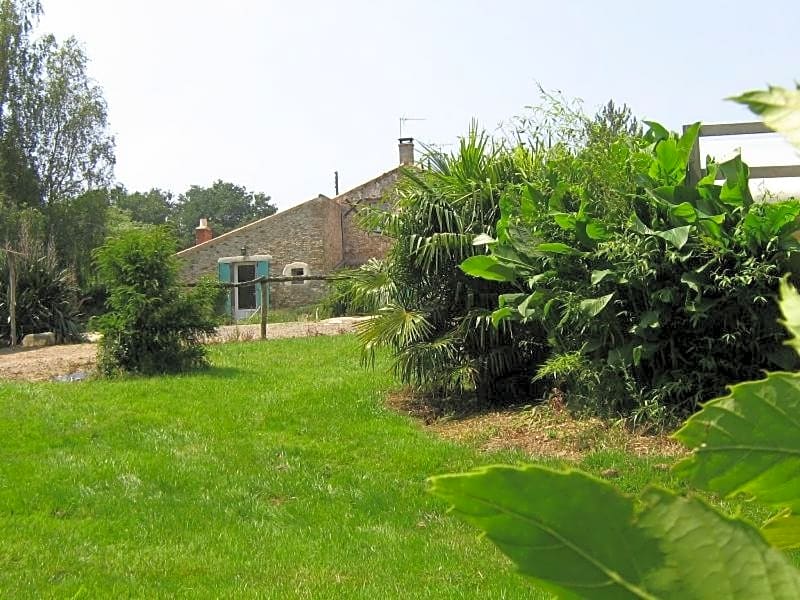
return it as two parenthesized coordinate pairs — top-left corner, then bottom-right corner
(386, 391), (686, 461)
(0, 317), (368, 382)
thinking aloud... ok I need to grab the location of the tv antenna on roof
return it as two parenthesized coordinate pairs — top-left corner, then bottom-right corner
(399, 116), (426, 138)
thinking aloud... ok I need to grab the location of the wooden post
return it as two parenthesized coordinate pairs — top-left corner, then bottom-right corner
(259, 280), (267, 340)
(8, 250), (16, 348)
(230, 287), (236, 324)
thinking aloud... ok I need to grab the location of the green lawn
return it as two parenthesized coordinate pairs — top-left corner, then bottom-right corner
(231, 304), (330, 326)
(0, 335), (682, 598)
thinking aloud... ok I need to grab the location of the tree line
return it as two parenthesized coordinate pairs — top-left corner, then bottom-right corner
(0, 1), (276, 297)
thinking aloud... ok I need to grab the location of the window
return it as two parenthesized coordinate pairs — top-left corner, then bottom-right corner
(282, 261), (311, 286)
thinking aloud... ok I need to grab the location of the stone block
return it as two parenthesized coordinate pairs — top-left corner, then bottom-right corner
(22, 332), (56, 348)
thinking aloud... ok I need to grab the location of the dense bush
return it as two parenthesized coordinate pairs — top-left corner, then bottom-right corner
(93, 227), (218, 375)
(0, 227), (83, 345)
(430, 87), (800, 599)
(351, 100), (649, 408)
(464, 121), (800, 419)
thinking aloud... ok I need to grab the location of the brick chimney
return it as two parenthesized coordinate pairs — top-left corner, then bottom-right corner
(398, 137), (414, 166)
(195, 218), (212, 245)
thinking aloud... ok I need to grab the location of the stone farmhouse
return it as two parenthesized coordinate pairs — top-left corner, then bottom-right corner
(177, 139), (414, 317)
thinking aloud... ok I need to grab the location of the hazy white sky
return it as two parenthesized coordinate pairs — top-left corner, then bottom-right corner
(39, 0), (800, 210)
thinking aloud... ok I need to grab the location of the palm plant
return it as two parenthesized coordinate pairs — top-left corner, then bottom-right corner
(0, 225), (83, 344)
(355, 126), (547, 404)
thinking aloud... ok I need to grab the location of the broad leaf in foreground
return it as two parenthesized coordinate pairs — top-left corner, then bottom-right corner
(430, 465), (661, 599)
(429, 465), (800, 599)
(778, 277), (800, 355)
(731, 85), (800, 149)
(763, 513), (800, 550)
(460, 255), (517, 282)
(674, 279), (800, 514)
(638, 489), (800, 598)
(673, 371), (800, 511)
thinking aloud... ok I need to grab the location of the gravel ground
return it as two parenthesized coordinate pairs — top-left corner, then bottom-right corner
(0, 317), (367, 382)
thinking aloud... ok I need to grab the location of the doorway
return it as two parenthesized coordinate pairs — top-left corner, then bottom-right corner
(235, 263), (257, 320)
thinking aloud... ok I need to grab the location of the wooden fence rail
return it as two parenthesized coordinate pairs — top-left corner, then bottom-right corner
(191, 274), (346, 340)
(685, 121), (800, 186)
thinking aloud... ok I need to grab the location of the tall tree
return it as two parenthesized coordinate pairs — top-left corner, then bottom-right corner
(113, 186), (174, 226)
(19, 34), (114, 204)
(0, 0), (42, 213)
(0, 0), (115, 256)
(175, 180), (276, 247)
(46, 187), (111, 287)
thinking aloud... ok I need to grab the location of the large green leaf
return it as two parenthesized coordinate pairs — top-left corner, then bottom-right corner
(552, 212), (577, 231)
(670, 202), (697, 223)
(429, 466), (800, 599)
(637, 488), (800, 598)
(673, 371), (800, 511)
(430, 466), (663, 599)
(491, 306), (516, 327)
(763, 513), (800, 550)
(680, 272), (707, 294)
(518, 291), (546, 319)
(460, 255), (517, 282)
(585, 220), (609, 241)
(718, 154), (753, 208)
(651, 138), (680, 180)
(644, 120), (670, 143)
(536, 242), (582, 255)
(654, 226), (692, 250)
(591, 269), (616, 286)
(732, 85), (800, 150)
(630, 213), (654, 235)
(580, 293), (615, 318)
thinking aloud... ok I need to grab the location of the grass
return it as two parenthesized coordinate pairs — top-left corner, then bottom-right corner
(0, 335), (702, 598)
(229, 304), (330, 326)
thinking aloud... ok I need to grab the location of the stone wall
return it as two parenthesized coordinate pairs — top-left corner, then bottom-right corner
(341, 203), (393, 266)
(337, 168), (399, 266)
(322, 197), (344, 272)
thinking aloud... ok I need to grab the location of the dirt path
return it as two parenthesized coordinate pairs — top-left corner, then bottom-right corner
(0, 317), (367, 382)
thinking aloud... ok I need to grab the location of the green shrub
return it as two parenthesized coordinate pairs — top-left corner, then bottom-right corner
(463, 121), (800, 419)
(0, 228), (83, 345)
(429, 92), (800, 597)
(93, 227), (217, 375)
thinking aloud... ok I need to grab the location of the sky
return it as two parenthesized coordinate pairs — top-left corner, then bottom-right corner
(39, 0), (800, 211)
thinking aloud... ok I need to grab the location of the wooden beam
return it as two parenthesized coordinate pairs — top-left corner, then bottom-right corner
(184, 274), (345, 289)
(698, 122), (774, 137)
(701, 165), (800, 180)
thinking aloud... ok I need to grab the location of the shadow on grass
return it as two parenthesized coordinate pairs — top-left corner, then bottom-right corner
(94, 365), (245, 384)
(199, 366), (244, 380)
